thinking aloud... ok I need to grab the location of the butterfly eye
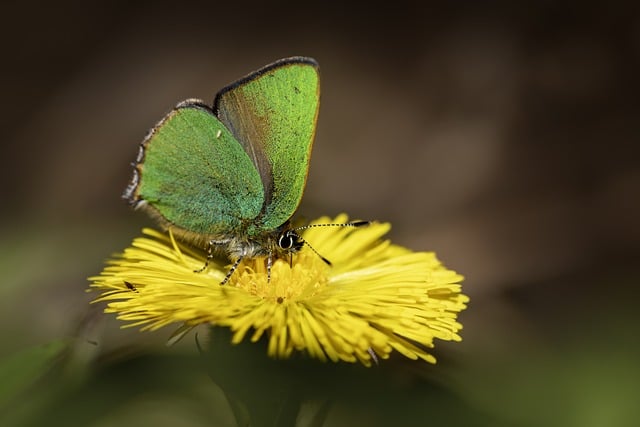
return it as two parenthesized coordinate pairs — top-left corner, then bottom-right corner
(278, 230), (303, 251)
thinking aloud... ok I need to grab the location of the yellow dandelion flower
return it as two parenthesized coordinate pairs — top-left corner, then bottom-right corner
(89, 214), (468, 366)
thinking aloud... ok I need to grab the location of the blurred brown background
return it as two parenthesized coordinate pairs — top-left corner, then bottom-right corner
(1, 1), (639, 425)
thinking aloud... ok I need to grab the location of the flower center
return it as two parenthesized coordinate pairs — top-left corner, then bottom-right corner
(230, 250), (329, 303)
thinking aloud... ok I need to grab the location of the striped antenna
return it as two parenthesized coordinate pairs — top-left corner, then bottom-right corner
(294, 220), (370, 232)
(293, 220), (371, 266)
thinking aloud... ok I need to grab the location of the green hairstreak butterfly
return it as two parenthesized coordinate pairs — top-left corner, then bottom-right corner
(124, 57), (366, 284)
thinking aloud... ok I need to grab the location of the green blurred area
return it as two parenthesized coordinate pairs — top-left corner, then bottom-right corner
(1, 1), (638, 426)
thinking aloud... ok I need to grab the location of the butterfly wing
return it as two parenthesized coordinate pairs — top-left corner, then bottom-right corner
(125, 100), (264, 244)
(213, 57), (320, 232)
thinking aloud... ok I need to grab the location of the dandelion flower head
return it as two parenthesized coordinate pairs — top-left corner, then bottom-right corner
(89, 214), (468, 366)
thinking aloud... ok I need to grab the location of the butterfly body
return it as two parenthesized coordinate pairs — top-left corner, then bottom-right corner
(124, 58), (319, 270)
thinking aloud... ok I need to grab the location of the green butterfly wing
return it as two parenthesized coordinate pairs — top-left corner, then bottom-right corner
(127, 101), (264, 241)
(214, 57), (320, 232)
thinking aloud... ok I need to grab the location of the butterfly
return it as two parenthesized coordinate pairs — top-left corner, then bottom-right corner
(123, 57), (366, 284)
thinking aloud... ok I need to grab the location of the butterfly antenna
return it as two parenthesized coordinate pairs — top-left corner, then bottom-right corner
(294, 220), (370, 232)
(298, 237), (332, 266)
(293, 221), (371, 266)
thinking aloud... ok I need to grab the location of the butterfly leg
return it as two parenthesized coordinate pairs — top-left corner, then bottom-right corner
(220, 256), (243, 285)
(193, 243), (215, 273)
(266, 251), (274, 283)
(194, 238), (232, 274)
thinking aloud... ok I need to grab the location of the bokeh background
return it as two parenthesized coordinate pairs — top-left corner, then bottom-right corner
(1, 1), (638, 426)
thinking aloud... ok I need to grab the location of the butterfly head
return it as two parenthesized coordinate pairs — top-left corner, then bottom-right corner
(277, 228), (305, 253)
